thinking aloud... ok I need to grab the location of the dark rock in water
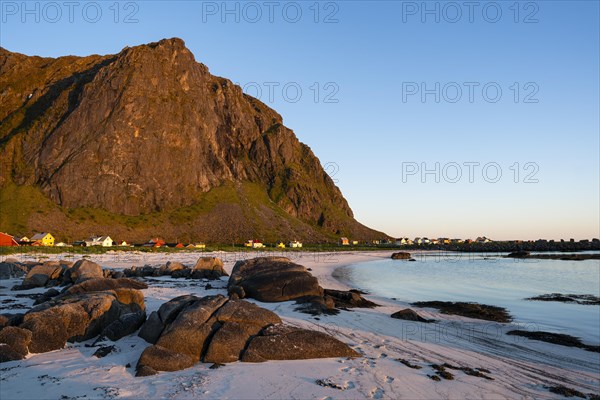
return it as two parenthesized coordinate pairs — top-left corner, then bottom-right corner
(506, 251), (530, 258)
(391, 252), (411, 260)
(228, 257), (322, 302)
(507, 330), (600, 353)
(93, 345), (116, 358)
(391, 309), (434, 323)
(409, 258), (416, 262)
(209, 363), (225, 369)
(0, 326), (32, 357)
(101, 311), (147, 341)
(428, 374), (441, 381)
(525, 293), (600, 305)
(241, 324), (359, 362)
(0, 343), (23, 362)
(412, 301), (512, 323)
(442, 363), (494, 380)
(135, 295), (358, 375)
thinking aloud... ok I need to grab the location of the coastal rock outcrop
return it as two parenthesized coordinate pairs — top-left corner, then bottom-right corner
(391, 252), (412, 260)
(136, 295), (358, 375)
(227, 257), (322, 302)
(391, 309), (434, 323)
(17, 288), (145, 354)
(124, 257), (228, 280)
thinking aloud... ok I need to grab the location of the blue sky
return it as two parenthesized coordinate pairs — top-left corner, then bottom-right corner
(1, 1), (598, 240)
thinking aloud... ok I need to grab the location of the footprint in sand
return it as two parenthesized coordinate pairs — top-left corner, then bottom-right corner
(385, 376), (394, 383)
(345, 381), (356, 389)
(369, 388), (385, 399)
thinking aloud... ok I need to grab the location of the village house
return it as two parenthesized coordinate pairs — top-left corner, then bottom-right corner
(85, 236), (114, 247)
(395, 237), (412, 245)
(245, 240), (264, 249)
(0, 232), (19, 247)
(288, 240), (303, 248)
(277, 242), (286, 249)
(30, 233), (55, 246)
(142, 238), (166, 248)
(340, 237), (349, 246)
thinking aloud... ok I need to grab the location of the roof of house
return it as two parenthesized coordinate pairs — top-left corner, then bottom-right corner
(31, 233), (51, 240)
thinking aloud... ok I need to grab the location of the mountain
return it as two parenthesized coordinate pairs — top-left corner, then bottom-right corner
(0, 38), (388, 243)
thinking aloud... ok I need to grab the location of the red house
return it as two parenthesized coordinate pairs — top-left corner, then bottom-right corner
(0, 232), (19, 247)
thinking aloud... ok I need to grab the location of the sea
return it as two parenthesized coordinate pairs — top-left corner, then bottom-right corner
(334, 251), (600, 344)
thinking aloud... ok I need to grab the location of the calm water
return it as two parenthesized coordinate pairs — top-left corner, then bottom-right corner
(336, 253), (600, 344)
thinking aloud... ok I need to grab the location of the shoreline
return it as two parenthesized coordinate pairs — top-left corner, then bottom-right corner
(1, 251), (599, 399)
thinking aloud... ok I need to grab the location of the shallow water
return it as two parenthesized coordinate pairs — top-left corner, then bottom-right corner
(336, 252), (600, 344)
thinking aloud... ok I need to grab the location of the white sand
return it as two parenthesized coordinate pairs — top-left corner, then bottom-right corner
(1, 250), (598, 399)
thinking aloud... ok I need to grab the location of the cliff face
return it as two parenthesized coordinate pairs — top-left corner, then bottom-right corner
(0, 38), (387, 242)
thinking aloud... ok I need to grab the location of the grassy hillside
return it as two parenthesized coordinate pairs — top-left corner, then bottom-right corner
(0, 182), (378, 244)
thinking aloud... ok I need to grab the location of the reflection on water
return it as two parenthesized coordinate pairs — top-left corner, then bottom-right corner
(336, 253), (600, 344)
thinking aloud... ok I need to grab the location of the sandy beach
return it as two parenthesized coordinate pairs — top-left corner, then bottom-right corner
(1, 250), (598, 399)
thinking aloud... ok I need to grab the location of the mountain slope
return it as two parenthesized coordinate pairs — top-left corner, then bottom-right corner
(0, 38), (387, 243)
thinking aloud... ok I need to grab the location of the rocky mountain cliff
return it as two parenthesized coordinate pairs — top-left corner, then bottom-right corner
(0, 38), (387, 243)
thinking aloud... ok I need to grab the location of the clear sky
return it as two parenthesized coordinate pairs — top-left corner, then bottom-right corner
(1, 0), (598, 240)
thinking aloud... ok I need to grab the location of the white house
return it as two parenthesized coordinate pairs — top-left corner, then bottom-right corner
(289, 240), (303, 248)
(85, 236), (114, 247)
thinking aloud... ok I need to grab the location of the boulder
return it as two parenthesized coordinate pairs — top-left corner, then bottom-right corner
(138, 312), (164, 344)
(137, 345), (195, 374)
(0, 259), (28, 279)
(165, 261), (186, 274)
(101, 311), (147, 341)
(18, 262), (63, 289)
(204, 321), (262, 363)
(213, 299), (281, 326)
(241, 324), (359, 362)
(135, 296), (359, 375)
(70, 260), (104, 283)
(391, 252), (412, 260)
(0, 314), (10, 330)
(391, 309), (433, 323)
(20, 289), (145, 353)
(155, 295), (228, 359)
(62, 278), (148, 296)
(138, 295), (197, 344)
(0, 343), (23, 362)
(228, 257), (323, 302)
(33, 288), (61, 305)
(0, 326), (32, 356)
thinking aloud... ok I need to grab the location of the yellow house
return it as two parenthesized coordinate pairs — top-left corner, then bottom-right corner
(340, 237), (349, 246)
(30, 232), (55, 246)
(277, 242), (286, 249)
